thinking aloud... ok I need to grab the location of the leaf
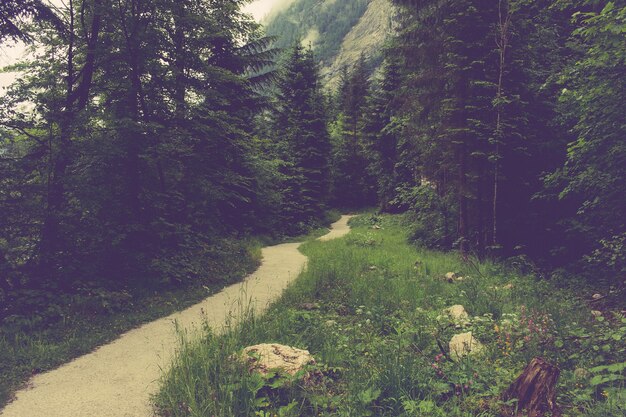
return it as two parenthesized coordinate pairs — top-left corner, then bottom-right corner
(590, 361), (626, 374)
(254, 396), (271, 408)
(601, 2), (615, 14)
(357, 387), (382, 405)
(590, 374), (624, 386)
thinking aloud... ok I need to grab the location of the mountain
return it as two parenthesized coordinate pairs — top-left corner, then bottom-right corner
(263, 0), (396, 86)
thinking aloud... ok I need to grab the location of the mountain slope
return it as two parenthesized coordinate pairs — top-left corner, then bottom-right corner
(264, 0), (395, 86)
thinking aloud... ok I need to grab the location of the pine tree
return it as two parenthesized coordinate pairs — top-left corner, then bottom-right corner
(332, 54), (376, 208)
(272, 44), (331, 231)
(0, 0), (275, 291)
(0, 0), (62, 42)
(362, 55), (403, 212)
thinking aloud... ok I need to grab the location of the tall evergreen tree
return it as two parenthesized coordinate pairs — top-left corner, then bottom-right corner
(0, 0), (275, 292)
(272, 44), (331, 231)
(362, 55), (403, 212)
(332, 54), (376, 208)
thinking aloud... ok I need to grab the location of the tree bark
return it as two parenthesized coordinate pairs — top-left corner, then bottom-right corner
(0, 248), (11, 293)
(502, 357), (561, 417)
(172, 1), (187, 120)
(492, 0), (511, 247)
(119, 0), (146, 223)
(458, 141), (469, 256)
(39, 0), (102, 285)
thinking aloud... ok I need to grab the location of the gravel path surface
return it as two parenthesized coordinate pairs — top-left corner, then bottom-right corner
(0, 216), (353, 417)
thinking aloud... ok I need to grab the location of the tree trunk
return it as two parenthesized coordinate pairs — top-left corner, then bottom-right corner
(502, 357), (561, 417)
(477, 163), (486, 255)
(173, 2), (187, 120)
(38, 0), (76, 284)
(458, 142), (469, 256)
(493, 0), (511, 247)
(39, 0), (102, 287)
(0, 248), (11, 293)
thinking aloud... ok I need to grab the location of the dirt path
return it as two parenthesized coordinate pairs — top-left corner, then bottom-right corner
(0, 216), (354, 417)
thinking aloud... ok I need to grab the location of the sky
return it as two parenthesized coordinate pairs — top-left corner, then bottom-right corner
(0, 0), (285, 91)
(243, 0), (283, 21)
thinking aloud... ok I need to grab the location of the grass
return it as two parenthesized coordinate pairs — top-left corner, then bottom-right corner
(0, 213), (341, 409)
(154, 213), (626, 417)
(0, 240), (261, 408)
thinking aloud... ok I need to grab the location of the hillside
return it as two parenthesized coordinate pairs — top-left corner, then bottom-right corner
(264, 0), (395, 85)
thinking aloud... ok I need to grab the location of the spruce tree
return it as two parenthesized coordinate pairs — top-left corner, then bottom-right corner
(332, 54), (376, 208)
(362, 56), (403, 212)
(272, 44), (331, 231)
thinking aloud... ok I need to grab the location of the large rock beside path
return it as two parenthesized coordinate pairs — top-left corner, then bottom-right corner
(242, 343), (315, 376)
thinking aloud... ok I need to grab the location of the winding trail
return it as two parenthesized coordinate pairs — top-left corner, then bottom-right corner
(1, 216), (354, 417)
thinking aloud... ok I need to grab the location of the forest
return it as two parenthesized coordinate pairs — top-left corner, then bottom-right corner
(0, 0), (624, 415)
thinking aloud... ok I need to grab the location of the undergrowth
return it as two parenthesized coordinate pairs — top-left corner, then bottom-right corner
(0, 213), (341, 409)
(0, 239), (261, 408)
(155, 214), (625, 417)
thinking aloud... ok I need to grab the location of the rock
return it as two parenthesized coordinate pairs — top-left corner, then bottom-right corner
(592, 293), (603, 300)
(299, 302), (320, 310)
(242, 344), (315, 376)
(372, 225), (381, 230)
(591, 310), (602, 317)
(449, 332), (484, 360)
(445, 305), (469, 321)
(441, 272), (466, 283)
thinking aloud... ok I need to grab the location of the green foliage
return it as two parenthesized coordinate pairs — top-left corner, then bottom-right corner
(394, 185), (456, 249)
(342, 0), (625, 281)
(0, 236), (260, 408)
(330, 55), (377, 209)
(362, 56), (404, 213)
(0, 0), (279, 308)
(547, 1), (626, 282)
(0, 0), (63, 42)
(269, 44), (332, 232)
(155, 214), (626, 416)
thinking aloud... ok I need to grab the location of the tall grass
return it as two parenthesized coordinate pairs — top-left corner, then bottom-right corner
(155, 214), (625, 417)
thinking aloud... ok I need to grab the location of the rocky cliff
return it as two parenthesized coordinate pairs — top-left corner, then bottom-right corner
(264, 0), (396, 86)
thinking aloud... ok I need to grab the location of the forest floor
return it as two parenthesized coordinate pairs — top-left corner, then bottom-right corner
(0, 216), (353, 417)
(155, 214), (625, 417)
